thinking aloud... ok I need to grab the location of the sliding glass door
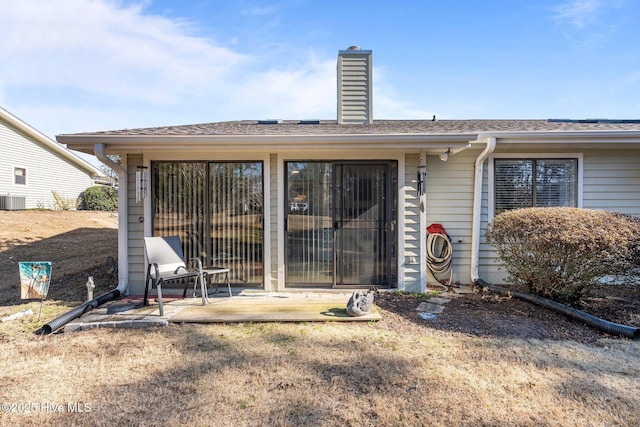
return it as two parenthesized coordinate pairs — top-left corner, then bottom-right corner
(152, 161), (263, 285)
(286, 161), (397, 288)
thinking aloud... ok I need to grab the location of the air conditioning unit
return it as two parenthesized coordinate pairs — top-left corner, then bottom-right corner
(0, 195), (26, 211)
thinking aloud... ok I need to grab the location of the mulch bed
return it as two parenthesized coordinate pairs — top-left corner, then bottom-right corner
(374, 284), (640, 343)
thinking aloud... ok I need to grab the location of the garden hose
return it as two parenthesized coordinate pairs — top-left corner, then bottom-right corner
(426, 224), (453, 287)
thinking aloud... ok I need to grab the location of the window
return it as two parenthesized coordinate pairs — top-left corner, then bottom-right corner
(152, 161), (264, 285)
(494, 158), (578, 214)
(14, 167), (26, 185)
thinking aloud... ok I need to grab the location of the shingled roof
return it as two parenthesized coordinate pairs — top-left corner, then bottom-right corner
(64, 119), (640, 137)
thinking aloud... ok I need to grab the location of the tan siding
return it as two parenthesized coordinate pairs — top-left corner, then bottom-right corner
(479, 155), (506, 284)
(479, 148), (640, 284)
(425, 150), (478, 285)
(403, 154), (421, 291)
(583, 150), (640, 215)
(127, 154), (145, 294)
(337, 51), (372, 125)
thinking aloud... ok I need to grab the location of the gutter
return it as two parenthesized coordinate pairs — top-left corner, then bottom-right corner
(40, 144), (128, 334)
(470, 137), (496, 282)
(57, 133), (475, 154)
(94, 143), (128, 295)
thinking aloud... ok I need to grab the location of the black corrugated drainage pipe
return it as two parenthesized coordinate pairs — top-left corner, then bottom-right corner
(40, 289), (121, 335)
(475, 278), (639, 339)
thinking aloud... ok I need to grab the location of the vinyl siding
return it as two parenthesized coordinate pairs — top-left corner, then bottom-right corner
(337, 51), (372, 125)
(478, 147), (640, 284)
(127, 154), (145, 294)
(424, 150), (477, 285)
(403, 154), (421, 291)
(583, 150), (640, 215)
(0, 121), (95, 209)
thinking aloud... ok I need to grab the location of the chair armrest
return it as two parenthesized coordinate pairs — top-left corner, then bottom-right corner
(152, 263), (161, 280)
(189, 257), (203, 272)
(174, 265), (188, 274)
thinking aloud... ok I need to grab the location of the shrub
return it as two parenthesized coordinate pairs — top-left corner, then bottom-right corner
(79, 186), (118, 211)
(485, 207), (640, 304)
(52, 191), (77, 210)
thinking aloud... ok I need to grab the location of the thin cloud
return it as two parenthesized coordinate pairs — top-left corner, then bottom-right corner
(553, 0), (603, 29)
(0, 0), (247, 104)
(0, 0), (437, 136)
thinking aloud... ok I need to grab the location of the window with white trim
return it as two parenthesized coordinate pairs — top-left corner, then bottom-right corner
(494, 158), (578, 215)
(14, 167), (26, 185)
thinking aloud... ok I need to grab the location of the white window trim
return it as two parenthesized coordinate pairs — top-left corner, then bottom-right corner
(488, 153), (583, 221)
(13, 166), (27, 186)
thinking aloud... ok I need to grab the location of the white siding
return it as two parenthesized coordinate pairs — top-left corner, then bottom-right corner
(0, 122), (95, 209)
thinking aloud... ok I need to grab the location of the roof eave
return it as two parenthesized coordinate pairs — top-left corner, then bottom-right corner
(477, 130), (640, 144)
(1, 107), (102, 177)
(56, 133), (478, 154)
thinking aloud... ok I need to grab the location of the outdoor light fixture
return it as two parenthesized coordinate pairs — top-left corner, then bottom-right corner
(417, 165), (426, 196)
(439, 148), (451, 162)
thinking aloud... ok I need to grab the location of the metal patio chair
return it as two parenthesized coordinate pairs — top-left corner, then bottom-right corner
(143, 236), (206, 316)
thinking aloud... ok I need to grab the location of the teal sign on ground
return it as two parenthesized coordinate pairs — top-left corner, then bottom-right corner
(19, 262), (52, 300)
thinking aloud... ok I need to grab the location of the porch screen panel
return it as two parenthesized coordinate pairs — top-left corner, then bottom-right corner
(152, 162), (206, 263)
(209, 162), (263, 284)
(335, 164), (390, 285)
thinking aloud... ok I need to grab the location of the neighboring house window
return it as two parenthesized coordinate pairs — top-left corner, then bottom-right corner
(14, 167), (26, 185)
(493, 158), (578, 215)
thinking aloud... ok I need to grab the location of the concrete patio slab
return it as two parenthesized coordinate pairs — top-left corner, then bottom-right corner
(63, 290), (381, 332)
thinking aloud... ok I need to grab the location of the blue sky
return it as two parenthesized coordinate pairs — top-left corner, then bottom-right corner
(1, 0), (639, 144)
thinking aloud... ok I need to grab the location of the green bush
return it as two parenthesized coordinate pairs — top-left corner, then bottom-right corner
(79, 186), (118, 211)
(485, 207), (640, 304)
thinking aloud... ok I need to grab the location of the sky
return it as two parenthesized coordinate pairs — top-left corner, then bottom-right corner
(1, 0), (639, 151)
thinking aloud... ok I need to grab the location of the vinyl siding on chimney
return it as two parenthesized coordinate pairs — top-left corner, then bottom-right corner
(337, 49), (372, 125)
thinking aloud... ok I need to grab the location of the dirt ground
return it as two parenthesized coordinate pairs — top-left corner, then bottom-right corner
(0, 210), (119, 308)
(1, 210), (638, 342)
(375, 283), (640, 343)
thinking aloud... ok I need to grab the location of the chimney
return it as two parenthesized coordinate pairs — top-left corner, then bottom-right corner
(337, 46), (372, 125)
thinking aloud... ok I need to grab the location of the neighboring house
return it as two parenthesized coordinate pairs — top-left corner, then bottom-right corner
(57, 47), (640, 296)
(0, 107), (102, 210)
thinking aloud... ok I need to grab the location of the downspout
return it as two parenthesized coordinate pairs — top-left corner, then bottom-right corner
(470, 137), (496, 283)
(41, 145), (128, 334)
(467, 137), (638, 339)
(94, 143), (128, 295)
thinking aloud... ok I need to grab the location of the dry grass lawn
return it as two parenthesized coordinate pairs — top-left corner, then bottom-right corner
(1, 211), (639, 426)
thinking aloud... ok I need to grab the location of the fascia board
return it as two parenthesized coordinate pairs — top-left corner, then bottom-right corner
(477, 130), (640, 145)
(57, 133), (477, 153)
